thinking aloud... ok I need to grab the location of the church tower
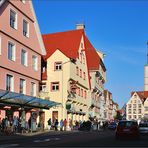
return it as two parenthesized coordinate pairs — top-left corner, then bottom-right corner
(144, 42), (148, 91)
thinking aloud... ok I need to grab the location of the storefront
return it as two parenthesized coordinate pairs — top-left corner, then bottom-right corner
(0, 89), (60, 131)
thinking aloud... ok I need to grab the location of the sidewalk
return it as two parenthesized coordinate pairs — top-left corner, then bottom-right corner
(0, 129), (79, 141)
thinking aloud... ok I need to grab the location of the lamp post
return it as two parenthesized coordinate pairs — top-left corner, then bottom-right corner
(61, 60), (71, 120)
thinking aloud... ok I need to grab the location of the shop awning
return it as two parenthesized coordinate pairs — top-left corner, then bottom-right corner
(0, 89), (61, 109)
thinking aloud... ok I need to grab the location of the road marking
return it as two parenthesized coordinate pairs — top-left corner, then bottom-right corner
(33, 137), (61, 143)
(44, 138), (50, 142)
(0, 144), (19, 148)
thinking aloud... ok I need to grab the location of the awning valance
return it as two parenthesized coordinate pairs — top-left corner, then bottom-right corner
(0, 89), (61, 109)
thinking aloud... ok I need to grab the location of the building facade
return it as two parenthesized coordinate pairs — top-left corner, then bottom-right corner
(88, 54), (106, 121)
(0, 0), (46, 122)
(126, 92), (146, 121)
(41, 26), (91, 128)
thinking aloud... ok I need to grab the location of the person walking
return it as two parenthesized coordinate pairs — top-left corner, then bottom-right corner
(54, 119), (59, 131)
(63, 119), (67, 131)
(60, 119), (63, 131)
(47, 118), (52, 130)
(13, 116), (18, 134)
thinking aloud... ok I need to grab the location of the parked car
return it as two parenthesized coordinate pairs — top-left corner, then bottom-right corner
(108, 122), (117, 130)
(78, 121), (92, 131)
(139, 122), (148, 134)
(115, 120), (139, 139)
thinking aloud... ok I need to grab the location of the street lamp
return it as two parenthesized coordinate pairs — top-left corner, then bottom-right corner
(61, 60), (71, 120)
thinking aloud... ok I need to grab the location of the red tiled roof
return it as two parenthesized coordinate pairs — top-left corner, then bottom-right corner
(84, 35), (101, 70)
(42, 29), (84, 60)
(131, 91), (148, 102)
(42, 29), (101, 71)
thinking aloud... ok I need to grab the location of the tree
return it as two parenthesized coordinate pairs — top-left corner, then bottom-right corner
(114, 111), (122, 120)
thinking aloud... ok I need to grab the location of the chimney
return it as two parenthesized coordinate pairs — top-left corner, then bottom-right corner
(76, 24), (85, 30)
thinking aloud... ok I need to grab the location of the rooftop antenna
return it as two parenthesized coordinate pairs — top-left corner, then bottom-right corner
(147, 41), (148, 64)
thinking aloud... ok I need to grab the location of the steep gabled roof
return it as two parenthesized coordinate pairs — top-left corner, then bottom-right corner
(42, 29), (102, 72)
(84, 35), (101, 70)
(42, 29), (84, 60)
(131, 91), (148, 103)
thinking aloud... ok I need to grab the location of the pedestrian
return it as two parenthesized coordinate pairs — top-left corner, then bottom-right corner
(69, 119), (73, 131)
(47, 118), (52, 130)
(60, 119), (63, 131)
(54, 119), (59, 131)
(63, 119), (67, 131)
(13, 116), (18, 134)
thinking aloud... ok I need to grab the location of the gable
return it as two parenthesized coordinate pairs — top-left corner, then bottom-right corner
(42, 29), (84, 60)
(127, 92), (143, 105)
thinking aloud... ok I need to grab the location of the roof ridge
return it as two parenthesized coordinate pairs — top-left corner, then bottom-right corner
(42, 29), (84, 36)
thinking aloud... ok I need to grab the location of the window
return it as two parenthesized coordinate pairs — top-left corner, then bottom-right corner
(81, 43), (83, 49)
(80, 53), (82, 63)
(78, 87), (80, 96)
(10, 10), (17, 29)
(32, 55), (38, 71)
(51, 82), (59, 91)
(138, 109), (141, 114)
(145, 107), (148, 111)
(133, 104), (136, 108)
(138, 115), (141, 119)
(6, 74), (13, 91)
(41, 85), (47, 92)
(8, 42), (15, 61)
(84, 90), (87, 99)
(0, 36), (1, 55)
(83, 72), (86, 80)
(138, 104), (141, 108)
(55, 62), (62, 70)
(20, 0), (25, 3)
(80, 69), (82, 78)
(31, 82), (36, 96)
(83, 56), (85, 64)
(134, 115), (137, 119)
(20, 79), (25, 94)
(76, 66), (79, 76)
(21, 49), (27, 66)
(128, 104), (131, 108)
(23, 20), (29, 37)
(81, 89), (83, 97)
(133, 109), (136, 114)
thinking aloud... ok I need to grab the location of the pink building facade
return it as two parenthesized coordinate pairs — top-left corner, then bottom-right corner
(0, 0), (46, 121)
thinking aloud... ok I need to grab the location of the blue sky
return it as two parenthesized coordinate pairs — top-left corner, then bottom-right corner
(33, 0), (148, 108)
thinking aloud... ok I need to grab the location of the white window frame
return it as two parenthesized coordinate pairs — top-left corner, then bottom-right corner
(20, 0), (25, 3)
(8, 41), (15, 61)
(51, 82), (59, 91)
(0, 36), (1, 55)
(6, 74), (14, 91)
(20, 79), (26, 94)
(21, 49), (28, 66)
(32, 55), (38, 71)
(55, 62), (62, 71)
(31, 82), (36, 96)
(23, 19), (29, 37)
(10, 9), (17, 29)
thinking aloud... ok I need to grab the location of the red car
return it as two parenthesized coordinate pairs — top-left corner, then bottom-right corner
(115, 120), (139, 139)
